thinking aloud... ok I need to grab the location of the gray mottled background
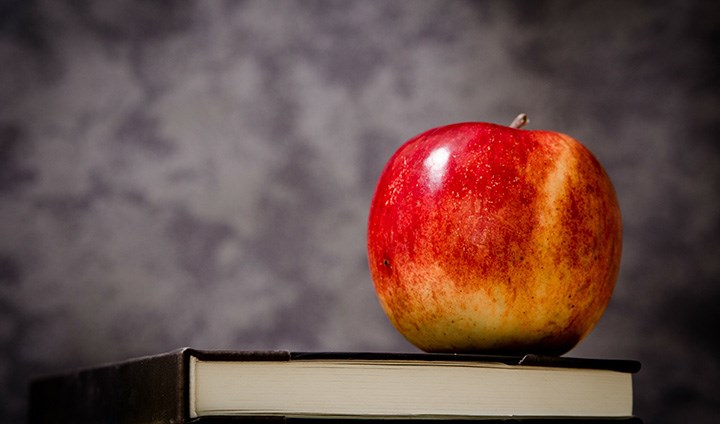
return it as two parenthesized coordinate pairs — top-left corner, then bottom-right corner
(1, 1), (719, 423)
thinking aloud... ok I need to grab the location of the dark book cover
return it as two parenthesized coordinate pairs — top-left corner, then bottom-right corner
(29, 348), (641, 424)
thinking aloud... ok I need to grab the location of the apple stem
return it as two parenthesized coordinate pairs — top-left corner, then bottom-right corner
(510, 113), (529, 129)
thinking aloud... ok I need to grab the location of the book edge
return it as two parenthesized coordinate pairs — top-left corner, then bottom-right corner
(30, 348), (640, 380)
(202, 350), (641, 373)
(190, 359), (635, 419)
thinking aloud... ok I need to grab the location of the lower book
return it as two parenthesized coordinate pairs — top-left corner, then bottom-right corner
(29, 348), (642, 423)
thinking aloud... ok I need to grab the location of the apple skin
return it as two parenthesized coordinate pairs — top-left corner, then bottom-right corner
(367, 121), (622, 355)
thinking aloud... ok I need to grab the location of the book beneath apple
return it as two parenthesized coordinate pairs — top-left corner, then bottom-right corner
(29, 348), (641, 423)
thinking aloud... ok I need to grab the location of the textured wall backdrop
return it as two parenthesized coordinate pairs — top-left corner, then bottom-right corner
(1, 1), (719, 423)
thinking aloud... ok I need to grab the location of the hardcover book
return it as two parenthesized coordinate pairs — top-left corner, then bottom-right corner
(29, 348), (641, 423)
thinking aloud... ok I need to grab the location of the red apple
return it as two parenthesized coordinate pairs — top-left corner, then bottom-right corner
(367, 115), (622, 355)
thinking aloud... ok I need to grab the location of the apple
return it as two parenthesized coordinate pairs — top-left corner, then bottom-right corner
(367, 115), (622, 355)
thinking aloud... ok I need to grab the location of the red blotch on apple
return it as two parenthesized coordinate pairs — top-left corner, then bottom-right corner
(367, 114), (622, 355)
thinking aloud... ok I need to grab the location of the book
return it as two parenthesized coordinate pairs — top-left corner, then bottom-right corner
(29, 348), (641, 423)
